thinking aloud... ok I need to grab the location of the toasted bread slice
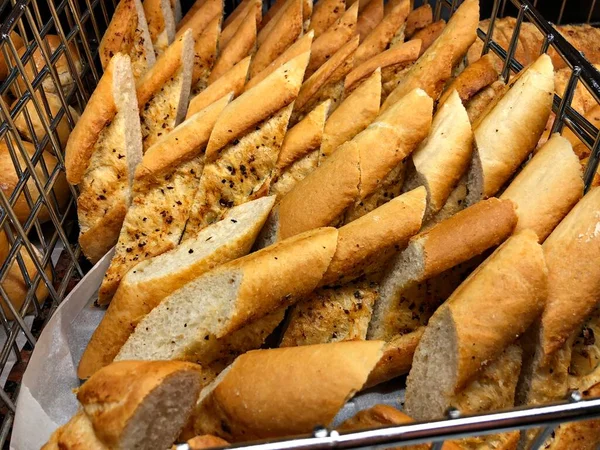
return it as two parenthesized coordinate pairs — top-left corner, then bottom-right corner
(178, 0), (222, 33)
(143, 0), (176, 56)
(78, 196), (274, 379)
(405, 4), (433, 37)
(187, 14), (221, 95)
(357, 0), (384, 41)
(309, 0), (345, 38)
(97, 94), (232, 305)
(136, 31), (194, 152)
(410, 20), (445, 55)
(438, 53), (499, 106)
(116, 228), (339, 363)
(183, 53), (309, 237)
(100, 0), (155, 79)
(66, 54), (142, 263)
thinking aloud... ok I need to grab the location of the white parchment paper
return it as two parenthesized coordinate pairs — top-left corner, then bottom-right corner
(10, 247), (404, 449)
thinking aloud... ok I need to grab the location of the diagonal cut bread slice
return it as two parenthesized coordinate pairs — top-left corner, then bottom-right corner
(143, 0), (176, 56)
(66, 54), (142, 264)
(77, 196), (275, 379)
(357, 0), (384, 42)
(44, 361), (204, 450)
(309, 0), (345, 38)
(100, 0), (155, 79)
(136, 30), (194, 152)
(115, 227), (339, 363)
(368, 198), (517, 341)
(465, 54), (554, 206)
(190, 341), (384, 441)
(438, 53), (499, 107)
(319, 67), (381, 161)
(404, 230), (547, 419)
(405, 3), (432, 37)
(221, 0), (262, 48)
(97, 94), (232, 305)
(178, 0), (223, 34)
(403, 89), (474, 221)
(182, 52), (310, 237)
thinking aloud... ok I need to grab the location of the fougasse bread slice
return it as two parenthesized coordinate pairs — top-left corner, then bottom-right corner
(186, 57), (251, 119)
(309, 0), (345, 38)
(319, 68), (381, 160)
(269, 100), (331, 201)
(178, 14), (221, 96)
(353, 0), (409, 67)
(403, 89), (474, 221)
(116, 227), (339, 364)
(245, 31), (313, 91)
(136, 30), (194, 152)
(190, 341), (383, 441)
(78, 196), (275, 379)
(99, 0), (155, 79)
(208, 7), (256, 83)
(368, 198), (517, 341)
(97, 94), (232, 305)
(404, 229), (547, 420)
(249, 0), (303, 78)
(306, 2), (358, 78)
(143, 0), (176, 56)
(465, 54), (554, 206)
(182, 52), (310, 238)
(66, 54), (142, 264)
(264, 88), (432, 243)
(382, 0), (479, 110)
(291, 35), (359, 124)
(500, 134), (583, 242)
(178, 0), (223, 34)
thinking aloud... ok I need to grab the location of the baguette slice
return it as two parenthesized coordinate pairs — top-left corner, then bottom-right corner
(405, 230), (547, 419)
(191, 341), (384, 441)
(405, 4), (432, 38)
(438, 53), (499, 106)
(143, 0), (176, 56)
(250, 0), (303, 77)
(116, 227), (338, 362)
(187, 56), (251, 119)
(98, 94), (232, 305)
(354, 0), (409, 67)
(466, 54), (554, 205)
(66, 54), (142, 263)
(403, 89), (473, 221)
(357, 0), (384, 42)
(309, 0), (345, 38)
(306, 2), (359, 78)
(221, 0), (262, 48)
(99, 0), (155, 79)
(500, 134), (583, 242)
(410, 20), (446, 55)
(178, 0), (223, 33)
(280, 280), (378, 347)
(369, 198), (517, 340)
(208, 8), (256, 83)
(44, 361), (203, 450)
(320, 68), (381, 160)
(136, 30), (194, 152)
(187, 14), (221, 95)
(464, 79), (507, 124)
(382, 0), (479, 110)
(183, 52), (309, 236)
(245, 31), (314, 91)
(292, 35), (359, 124)
(344, 39), (421, 95)
(78, 196), (275, 379)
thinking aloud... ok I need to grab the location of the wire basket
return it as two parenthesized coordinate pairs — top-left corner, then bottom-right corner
(0, 0), (599, 447)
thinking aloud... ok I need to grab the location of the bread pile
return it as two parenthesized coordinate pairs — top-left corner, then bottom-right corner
(41, 0), (600, 447)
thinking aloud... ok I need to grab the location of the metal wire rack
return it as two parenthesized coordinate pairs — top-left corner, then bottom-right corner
(0, 0), (598, 447)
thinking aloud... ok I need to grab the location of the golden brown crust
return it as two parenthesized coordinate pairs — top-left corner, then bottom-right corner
(245, 31), (313, 91)
(189, 14), (221, 93)
(206, 52), (309, 160)
(354, 0), (409, 67)
(183, 435), (230, 449)
(309, 0), (345, 38)
(42, 411), (107, 450)
(250, 0), (303, 78)
(465, 80), (507, 124)
(357, 0), (384, 42)
(307, 2), (358, 77)
(320, 68), (381, 159)
(321, 187), (426, 286)
(65, 57), (117, 184)
(438, 54), (499, 106)
(144, 0), (175, 56)
(405, 4), (432, 38)
(365, 327), (426, 388)
(220, 0), (261, 48)
(410, 20), (445, 55)
(192, 341), (384, 441)
(178, 0), (223, 33)
(208, 8), (256, 83)
(187, 57), (250, 119)
(344, 40), (421, 93)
